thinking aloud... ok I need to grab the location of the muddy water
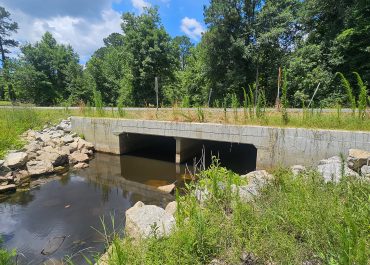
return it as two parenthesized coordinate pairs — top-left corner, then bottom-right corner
(0, 153), (183, 265)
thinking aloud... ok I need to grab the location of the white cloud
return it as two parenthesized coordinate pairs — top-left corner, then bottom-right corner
(180, 17), (205, 41)
(5, 6), (122, 63)
(131, 0), (151, 14)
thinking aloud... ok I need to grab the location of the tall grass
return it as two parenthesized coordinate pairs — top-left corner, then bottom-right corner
(354, 72), (368, 120)
(336, 72), (357, 115)
(0, 108), (69, 158)
(102, 165), (370, 265)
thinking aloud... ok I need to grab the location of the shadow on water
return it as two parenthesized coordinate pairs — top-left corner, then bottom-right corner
(0, 140), (256, 264)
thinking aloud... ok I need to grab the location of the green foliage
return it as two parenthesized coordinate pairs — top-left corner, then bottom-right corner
(196, 106), (205, 123)
(353, 72), (368, 120)
(93, 89), (104, 116)
(231, 93), (239, 121)
(117, 100), (126, 118)
(0, 108), (68, 158)
(102, 164), (370, 265)
(0, 6), (19, 102)
(336, 72), (356, 115)
(181, 95), (191, 108)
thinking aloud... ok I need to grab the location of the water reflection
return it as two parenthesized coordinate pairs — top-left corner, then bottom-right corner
(0, 153), (176, 265)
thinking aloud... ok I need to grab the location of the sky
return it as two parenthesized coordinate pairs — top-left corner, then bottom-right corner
(0, 0), (209, 63)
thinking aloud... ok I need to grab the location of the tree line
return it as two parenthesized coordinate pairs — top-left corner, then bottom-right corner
(0, 0), (369, 107)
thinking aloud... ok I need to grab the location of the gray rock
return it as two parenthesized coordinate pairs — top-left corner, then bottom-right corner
(0, 184), (16, 193)
(50, 131), (64, 139)
(165, 201), (177, 215)
(360, 165), (370, 177)
(0, 160), (4, 167)
(234, 170), (274, 202)
(73, 163), (89, 169)
(318, 156), (342, 165)
(62, 135), (74, 144)
(195, 187), (210, 203)
(125, 201), (175, 240)
(37, 150), (68, 167)
(24, 141), (42, 153)
(69, 151), (89, 164)
(317, 160), (358, 183)
(4, 152), (28, 169)
(291, 165), (306, 176)
(77, 139), (94, 151)
(27, 160), (54, 176)
(36, 133), (51, 143)
(347, 149), (370, 172)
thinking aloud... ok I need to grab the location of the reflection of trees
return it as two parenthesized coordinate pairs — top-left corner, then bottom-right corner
(1, 190), (35, 206)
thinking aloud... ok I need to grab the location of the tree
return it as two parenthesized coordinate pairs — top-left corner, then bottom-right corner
(15, 32), (82, 105)
(0, 6), (18, 101)
(121, 8), (178, 106)
(172, 36), (193, 71)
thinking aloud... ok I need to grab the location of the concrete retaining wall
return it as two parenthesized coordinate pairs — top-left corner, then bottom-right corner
(71, 117), (370, 168)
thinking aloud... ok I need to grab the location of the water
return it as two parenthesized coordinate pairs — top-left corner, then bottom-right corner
(0, 153), (179, 265)
(0, 142), (255, 264)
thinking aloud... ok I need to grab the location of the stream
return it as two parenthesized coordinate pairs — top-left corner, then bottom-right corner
(0, 153), (181, 264)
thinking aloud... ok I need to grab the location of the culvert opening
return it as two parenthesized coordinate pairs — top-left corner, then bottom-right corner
(182, 140), (257, 175)
(119, 133), (176, 162)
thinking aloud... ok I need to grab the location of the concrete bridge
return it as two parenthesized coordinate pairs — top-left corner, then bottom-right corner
(71, 117), (370, 170)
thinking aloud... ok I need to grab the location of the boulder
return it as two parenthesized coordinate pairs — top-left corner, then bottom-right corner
(291, 165), (306, 176)
(234, 170), (274, 202)
(36, 133), (51, 143)
(73, 163), (89, 169)
(0, 184), (16, 193)
(360, 165), (370, 177)
(27, 160), (54, 176)
(347, 149), (370, 172)
(24, 141), (42, 153)
(37, 150), (68, 167)
(69, 151), (89, 164)
(158, 183), (175, 194)
(125, 201), (175, 240)
(4, 152), (28, 169)
(317, 157), (358, 183)
(62, 135), (74, 144)
(77, 139), (94, 151)
(165, 201), (177, 215)
(69, 141), (78, 153)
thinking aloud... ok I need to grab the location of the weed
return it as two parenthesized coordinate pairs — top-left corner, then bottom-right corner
(354, 72), (368, 120)
(281, 70), (289, 124)
(336, 72), (356, 115)
(231, 93), (239, 122)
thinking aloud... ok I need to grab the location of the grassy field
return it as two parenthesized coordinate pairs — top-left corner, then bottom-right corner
(101, 164), (370, 265)
(0, 108), (69, 159)
(78, 107), (370, 131)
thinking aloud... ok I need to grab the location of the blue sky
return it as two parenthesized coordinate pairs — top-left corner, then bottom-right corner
(0, 0), (209, 63)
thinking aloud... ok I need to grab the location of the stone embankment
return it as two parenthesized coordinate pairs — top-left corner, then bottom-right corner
(0, 118), (95, 194)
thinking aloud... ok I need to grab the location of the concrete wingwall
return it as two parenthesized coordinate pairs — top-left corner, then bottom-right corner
(71, 117), (370, 168)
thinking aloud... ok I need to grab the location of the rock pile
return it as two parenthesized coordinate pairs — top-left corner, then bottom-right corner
(0, 118), (95, 194)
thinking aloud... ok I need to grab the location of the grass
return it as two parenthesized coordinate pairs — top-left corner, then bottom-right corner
(101, 164), (370, 265)
(0, 108), (69, 159)
(0, 237), (15, 265)
(78, 107), (370, 131)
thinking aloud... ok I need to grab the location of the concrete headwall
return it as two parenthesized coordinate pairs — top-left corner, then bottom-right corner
(71, 117), (370, 168)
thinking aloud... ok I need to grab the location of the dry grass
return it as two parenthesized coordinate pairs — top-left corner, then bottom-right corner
(79, 107), (370, 131)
